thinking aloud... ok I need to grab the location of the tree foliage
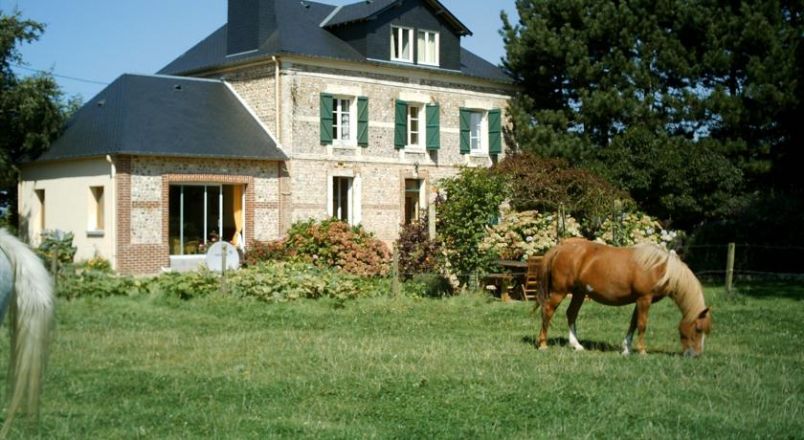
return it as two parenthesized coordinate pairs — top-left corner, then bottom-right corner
(0, 11), (72, 214)
(502, 0), (802, 228)
(436, 168), (507, 284)
(493, 152), (632, 228)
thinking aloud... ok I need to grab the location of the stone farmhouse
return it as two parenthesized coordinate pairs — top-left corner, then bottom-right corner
(18, 0), (515, 274)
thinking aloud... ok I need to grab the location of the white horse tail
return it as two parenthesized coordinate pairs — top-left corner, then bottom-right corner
(0, 229), (55, 438)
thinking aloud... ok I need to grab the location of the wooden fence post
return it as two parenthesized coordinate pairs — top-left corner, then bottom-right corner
(391, 245), (400, 298)
(51, 253), (58, 293)
(725, 242), (735, 295)
(220, 248), (227, 295)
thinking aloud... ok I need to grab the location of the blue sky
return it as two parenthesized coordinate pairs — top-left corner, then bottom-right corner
(3, 0), (519, 102)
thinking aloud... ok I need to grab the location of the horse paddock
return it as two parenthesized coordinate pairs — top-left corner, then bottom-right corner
(2, 282), (801, 438)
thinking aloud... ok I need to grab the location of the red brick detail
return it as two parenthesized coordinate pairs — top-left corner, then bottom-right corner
(161, 173), (256, 250)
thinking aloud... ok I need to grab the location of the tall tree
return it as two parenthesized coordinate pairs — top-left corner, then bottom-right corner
(502, 0), (801, 228)
(0, 11), (70, 224)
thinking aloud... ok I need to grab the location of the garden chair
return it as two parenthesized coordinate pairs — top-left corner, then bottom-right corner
(521, 255), (543, 302)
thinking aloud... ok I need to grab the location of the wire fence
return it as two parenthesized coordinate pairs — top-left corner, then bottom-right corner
(683, 244), (804, 281)
(394, 243), (804, 297)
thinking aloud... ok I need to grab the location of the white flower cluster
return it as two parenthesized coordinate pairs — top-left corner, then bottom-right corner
(592, 212), (681, 248)
(480, 209), (582, 261)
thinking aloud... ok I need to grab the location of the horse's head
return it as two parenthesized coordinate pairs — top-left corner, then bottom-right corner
(679, 308), (712, 357)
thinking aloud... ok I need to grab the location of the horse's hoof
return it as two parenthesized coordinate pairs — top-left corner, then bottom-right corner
(621, 350), (631, 356)
(538, 345), (548, 351)
(572, 345), (585, 352)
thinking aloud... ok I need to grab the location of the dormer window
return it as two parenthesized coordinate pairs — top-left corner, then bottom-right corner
(417, 30), (439, 66)
(391, 26), (414, 63)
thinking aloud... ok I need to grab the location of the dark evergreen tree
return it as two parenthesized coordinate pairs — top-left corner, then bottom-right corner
(502, 0), (802, 228)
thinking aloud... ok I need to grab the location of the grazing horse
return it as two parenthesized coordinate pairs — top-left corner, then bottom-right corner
(0, 229), (55, 437)
(538, 238), (711, 356)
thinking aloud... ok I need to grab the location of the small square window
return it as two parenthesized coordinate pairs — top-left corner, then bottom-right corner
(89, 186), (105, 231)
(34, 189), (45, 232)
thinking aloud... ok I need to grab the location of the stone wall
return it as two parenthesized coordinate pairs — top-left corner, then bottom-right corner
(228, 60), (512, 244)
(116, 155), (281, 274)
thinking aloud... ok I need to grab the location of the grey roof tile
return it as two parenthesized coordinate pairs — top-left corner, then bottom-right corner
(159, 0), (507, 83)
(36, 74), (285, 162)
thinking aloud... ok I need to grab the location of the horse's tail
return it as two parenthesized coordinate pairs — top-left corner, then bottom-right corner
(538, 244), (561, 306)
(0, 230), (55, 438)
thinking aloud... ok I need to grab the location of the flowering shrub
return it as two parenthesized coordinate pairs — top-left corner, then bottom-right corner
(246, 219), (391, 277)
(591, 211), (683, 248)
(396, 216), (442, 279)
(480, 209), (583, 261)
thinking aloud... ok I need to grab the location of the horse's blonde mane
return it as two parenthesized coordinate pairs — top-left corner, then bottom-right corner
(633, 243), (706, 321)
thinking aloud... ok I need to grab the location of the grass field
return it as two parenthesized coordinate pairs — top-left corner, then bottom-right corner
(2, 282), (802, 438)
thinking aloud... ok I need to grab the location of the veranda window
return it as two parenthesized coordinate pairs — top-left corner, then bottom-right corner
(169, 184), (245, 255)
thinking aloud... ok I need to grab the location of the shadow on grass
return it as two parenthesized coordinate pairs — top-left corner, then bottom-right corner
(521, 335), (679, 356)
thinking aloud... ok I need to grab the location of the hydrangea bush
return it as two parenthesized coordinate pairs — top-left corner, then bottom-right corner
(480, 209), (582, 261)
(246, 219), (391, 277)
(591, 211), (683, 248)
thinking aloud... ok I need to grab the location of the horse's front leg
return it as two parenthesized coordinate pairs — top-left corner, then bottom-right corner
(566, 292), (586, 351)
(634, 295), (653, 355)
(538, 292), (566, 350)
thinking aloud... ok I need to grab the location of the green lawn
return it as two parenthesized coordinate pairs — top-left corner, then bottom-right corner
(3, 282), (802, 438)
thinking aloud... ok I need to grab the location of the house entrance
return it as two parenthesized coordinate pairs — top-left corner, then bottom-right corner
(168, 184), (245, 256)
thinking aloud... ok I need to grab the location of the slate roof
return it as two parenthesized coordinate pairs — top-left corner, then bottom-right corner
(322, 0), (471, 36)
(158, 0), (509, 83)
(36, 74), (285, 163)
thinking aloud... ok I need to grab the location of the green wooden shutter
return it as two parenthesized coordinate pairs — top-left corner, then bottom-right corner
(488, 108), (502, 155)
(426, 103), (440, 150)
(320, 93), (333, 145)
(394, 100), (407, 149)
(357, 96), (369, 147)
(459, 108), (471, 154)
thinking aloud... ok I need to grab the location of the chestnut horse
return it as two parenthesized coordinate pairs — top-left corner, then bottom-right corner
(538, 238), (711, 356)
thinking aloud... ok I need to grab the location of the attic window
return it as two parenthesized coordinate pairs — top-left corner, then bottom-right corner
(390, 26), (413, 63)
(417, 30), (439, 66)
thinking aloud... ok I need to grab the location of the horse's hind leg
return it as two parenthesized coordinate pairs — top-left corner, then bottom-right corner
(566, 292), (586, 351)
(622, 306), (638, 355)
(538, 292), (566, 350)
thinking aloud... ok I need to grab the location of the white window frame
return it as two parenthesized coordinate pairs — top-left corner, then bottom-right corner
(405, 101), (427, 152)
(328, 175), (362, 226)
(88, 185), (105, 233)
(332, 96), (357, 147)
(403, 178), (426, 225)
(406, 103), (425, 150)
(391, 26), (414, 63)
(417, 29), (439, 66)
(469, 110), (488, 156)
